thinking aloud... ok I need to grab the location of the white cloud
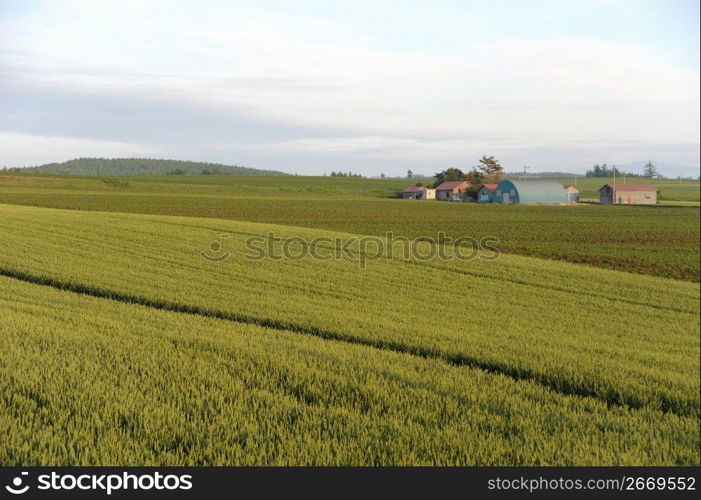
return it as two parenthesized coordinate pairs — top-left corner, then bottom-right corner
(1, 0), (698, 172)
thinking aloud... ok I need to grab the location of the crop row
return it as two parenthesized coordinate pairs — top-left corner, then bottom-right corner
(0, 204), (698, 417)
(0, 187), (697, 280)
(1, 275), (698, 465)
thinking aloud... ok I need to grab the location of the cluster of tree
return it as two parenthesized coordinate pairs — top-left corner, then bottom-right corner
(328, 171), (365, 178)
(0, 167), (32, 173)
(583, 163), (649, 178)
(167, 168), (225, 175)
(432, 155), (504, 188)
(22, 158), (286, 176)
(585, 163), (621, 177)
(102, 177), (130, 187)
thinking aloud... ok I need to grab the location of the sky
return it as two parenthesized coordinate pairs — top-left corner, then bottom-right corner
(1, 0), (699, 176)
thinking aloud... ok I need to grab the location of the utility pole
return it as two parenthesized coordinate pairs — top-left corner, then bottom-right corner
(613, 166), (616, 204)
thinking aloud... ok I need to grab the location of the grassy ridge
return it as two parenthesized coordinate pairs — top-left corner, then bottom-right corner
(0, 204), (698, 417)
(3, 172), (698, 200)
(0, 275), (698, 465)
(24, 157), (287, 176)
(0, 175), (698, 280)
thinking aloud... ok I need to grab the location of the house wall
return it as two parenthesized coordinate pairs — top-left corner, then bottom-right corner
(567, 192), (580, 203)
(418, 189), (435, 200)
(615, 190), (657, 204)
(436, 190), (455, 201)
(405, 188), (435, 200)
(478, 189), (495, 203)
(599, 187), (614, 204)
(447, 190), (467, 201)
(599, 187), (656, 204)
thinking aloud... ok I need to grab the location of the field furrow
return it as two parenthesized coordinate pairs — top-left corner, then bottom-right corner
(0, 275), (698, 465)
(1, 204), (698, 418)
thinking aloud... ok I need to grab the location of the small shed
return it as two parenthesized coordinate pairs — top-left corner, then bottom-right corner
(435, 180), (471, 201)
(477, 184), (498, 203)
(598, 184), (657, 205)
(493, 180), (568, 205)
(402, 186), (435, 199)
(402, 186), (422, 199)
(564, 185), (582, 203)
(417, 187), (435, 200)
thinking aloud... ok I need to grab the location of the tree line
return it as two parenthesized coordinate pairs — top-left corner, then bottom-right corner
(5, 158), (286, 176)
(585, 161), (659, 178)
(422, 155), (504, 190)
(327, 171), (365, 178)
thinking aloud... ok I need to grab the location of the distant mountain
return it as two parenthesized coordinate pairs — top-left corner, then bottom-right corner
(23, 158), (287, 176)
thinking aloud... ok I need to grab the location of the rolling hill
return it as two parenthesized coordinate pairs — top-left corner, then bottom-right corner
(0, 203), (698, 464)
(21, 157), (288, 176)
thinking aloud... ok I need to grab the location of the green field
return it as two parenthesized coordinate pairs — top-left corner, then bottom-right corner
(0, 204), (698, 464)
(0, 171), (699, 466)
(3, 274), (699, 466)
(1, 174), (698, 280)
(1, 274), (697, 465)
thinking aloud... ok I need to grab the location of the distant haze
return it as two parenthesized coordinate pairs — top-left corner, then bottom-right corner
(1, 0), (699, 176)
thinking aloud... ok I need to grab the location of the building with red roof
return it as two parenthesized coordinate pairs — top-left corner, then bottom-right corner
(477, 183), (498, 203)
(598, 184), (657, 205)
(402, 185), (435, 200)
(434, 180), (471, 201)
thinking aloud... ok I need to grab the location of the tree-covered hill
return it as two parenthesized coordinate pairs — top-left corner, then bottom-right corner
(24, 158), (287, 176)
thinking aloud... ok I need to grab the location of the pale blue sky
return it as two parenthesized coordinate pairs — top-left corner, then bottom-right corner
(1, 0), (699, 175)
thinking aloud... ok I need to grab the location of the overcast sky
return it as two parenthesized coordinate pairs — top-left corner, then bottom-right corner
(1, 0), (699, 175)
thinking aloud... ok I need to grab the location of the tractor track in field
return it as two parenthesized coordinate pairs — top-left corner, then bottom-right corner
(0, 266), (696, 419)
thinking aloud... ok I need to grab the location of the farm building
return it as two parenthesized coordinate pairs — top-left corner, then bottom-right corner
(477, 183), (498, 203)
(402, 186), (435, 199)
(598, 184), (657, 205)
(493, 180), (568, 204)
(435, 180), (471, 201)
(564, 185), (582, 203)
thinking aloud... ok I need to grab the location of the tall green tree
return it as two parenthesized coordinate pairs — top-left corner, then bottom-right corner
(585, 163), (624, 178)
(433, 167), (466, 187)
(466, 168), (485, 189)
(643, 161), (657, 178)
(407, 169), (413, 179)
(477, 155), (504, 183)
